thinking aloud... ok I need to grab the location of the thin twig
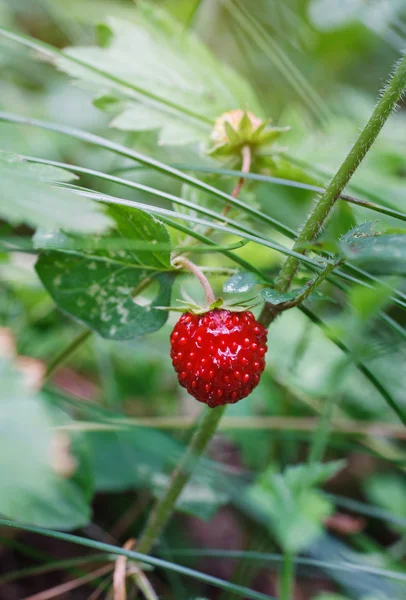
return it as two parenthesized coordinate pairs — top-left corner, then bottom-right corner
(54, 416), (406, 439)
(128, 563), (159, 600)
(113, 539), (136, 600)
(22, 564), (113, 600)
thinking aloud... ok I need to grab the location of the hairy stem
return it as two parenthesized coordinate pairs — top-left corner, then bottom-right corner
(262, 53), (406, 319)
(136, 405), (226, 554)
(172, 255), (216, 304)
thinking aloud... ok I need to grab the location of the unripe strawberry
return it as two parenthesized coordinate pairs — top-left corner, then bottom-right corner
(170, 309), (267, 407)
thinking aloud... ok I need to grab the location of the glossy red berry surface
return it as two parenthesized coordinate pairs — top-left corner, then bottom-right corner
(170, 309), (268, 407)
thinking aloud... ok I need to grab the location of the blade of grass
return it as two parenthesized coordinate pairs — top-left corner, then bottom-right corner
(24, 154), (406, 315)
(0, 519), (275, 600)
(0, 112), (296, 240)
(64, 184), (406, 329)
(165, 549), (406, 582)
(25, 155), (285, 247)
(22, 564), (114, 600)
(112, 163), (406, 224)
(0, 555), (111, 585)
(13, 134), (406, 311)
(59, 184), (326, 269)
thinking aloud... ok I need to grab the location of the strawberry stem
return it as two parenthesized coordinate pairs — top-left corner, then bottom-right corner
(136, 405), (226, 554)
(223, 144), (251, 217)
(172, 255), (216, 305)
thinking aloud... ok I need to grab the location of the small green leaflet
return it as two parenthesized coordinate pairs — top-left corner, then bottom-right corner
(283, 460), (345, 489)
(340, 221), (378, 244)
(223, 271), (265, 293)
(248, 461), (344, 553)
(35, 206), (174, 340)
(0, 357), (92, 529)
(261, 287), (302, 305)
(0, 151), (111, 233)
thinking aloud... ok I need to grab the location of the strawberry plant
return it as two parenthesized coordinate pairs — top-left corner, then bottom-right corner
(0, 1), (405, 599)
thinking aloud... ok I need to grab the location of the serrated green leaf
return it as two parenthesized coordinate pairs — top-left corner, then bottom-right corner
(249, 476), (332, 553)
(55, 4), (261, 146)
(340, 221), (378, 244)
(0, 151), (111, 233)
(284, 460), (345, 490)
(0, 357), (92, 529)
(341, 234), (406, 274)
(248, 461), (343, 553)
(35, 206), (174, 340)
(223, 271), (264, 293)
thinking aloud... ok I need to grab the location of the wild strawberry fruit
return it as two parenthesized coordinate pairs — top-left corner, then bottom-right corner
(170, 309), (267, 407)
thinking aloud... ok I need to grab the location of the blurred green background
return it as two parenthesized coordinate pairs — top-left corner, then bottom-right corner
(0, 1), (405, 599)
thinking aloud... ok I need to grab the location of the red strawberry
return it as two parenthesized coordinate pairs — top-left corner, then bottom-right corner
(170, 309), (268, 407)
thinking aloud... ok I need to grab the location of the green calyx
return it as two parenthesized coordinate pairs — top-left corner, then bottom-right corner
(208, 109), (290, 161)
(155, 295), (259, 315)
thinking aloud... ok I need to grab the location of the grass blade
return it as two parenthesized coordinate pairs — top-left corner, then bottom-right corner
(0, 111), (296, 239)
(0, 519), (275, 600)
(166, 549), (406, 583)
